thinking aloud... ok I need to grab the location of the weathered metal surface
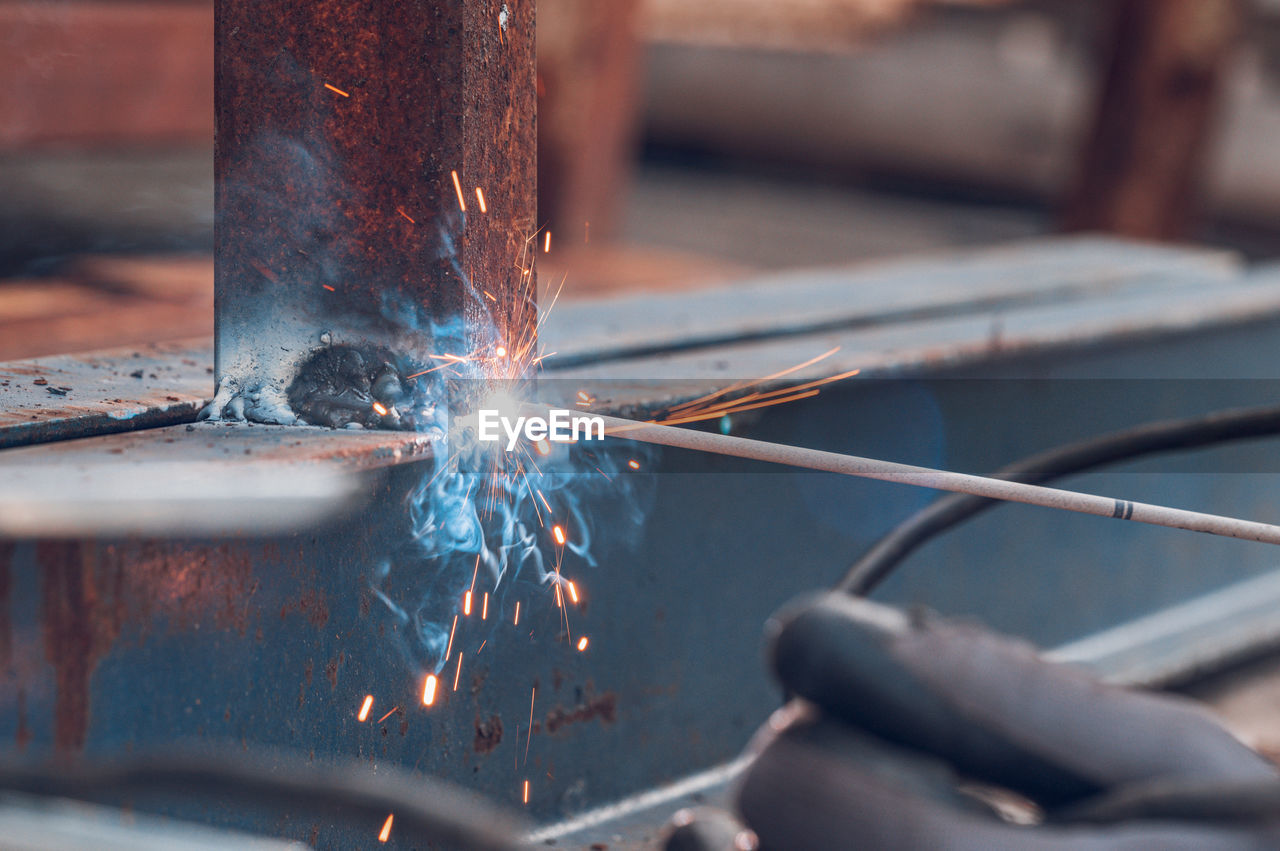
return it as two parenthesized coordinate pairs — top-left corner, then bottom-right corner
(0, 423), (431, 536)
(0, 341), (211, 451)
(0, 421), (430, 473)
(552, 256), (1280, 413)
(540, 237), (1239, 368)
(211, 0), (536, 422)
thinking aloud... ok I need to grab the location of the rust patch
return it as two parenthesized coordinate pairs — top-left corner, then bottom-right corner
(122, 542), (256, 636)
(0, 541), (13, 672)
(38, 542), (126, 755)
(15, 689), (31, 751)
(474, 714), (504, 754)
(470, 666), (488, 696)
(31, 541), (261, 754)
(543, 691), (618, 736)
(281, 588), (330, 630)
(324, 651), (343, 690)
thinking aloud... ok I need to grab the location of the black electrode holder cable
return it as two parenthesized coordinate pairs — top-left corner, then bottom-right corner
(839, 403), (1280, 597)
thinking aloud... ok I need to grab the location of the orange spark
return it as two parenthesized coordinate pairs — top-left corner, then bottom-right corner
(372, 401), (388, 416)
(552, 525), (566, 546)
(475, 187), (487, 213)
(445, 614), (458, 659)
(523, 780), (529, 804)
(451, 170), (467, 211)
(378, 814), (394, 842)
(566, 581), (579, 604)
(322, 284), (335, 292)
(377, 706), (398, 724)
(513, 601), (521, 625)
(453, 653), (464, 691)
(396, 206), (416, 224)
(464, 590), (473, 616)
(482, 591), (489, 620)
(358, 695), (374, 722)
(526, 687), (536, 762)
(554, 584), (563, 608)
(324, 83), (350, 98)
(577, 636), (589, 652)
(628, 459), (640, 470)
(544, 231), (552, 253)
(422, 674), (438, 706)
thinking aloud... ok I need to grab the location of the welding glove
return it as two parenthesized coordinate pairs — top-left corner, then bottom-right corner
(731, 593), (1280, 850)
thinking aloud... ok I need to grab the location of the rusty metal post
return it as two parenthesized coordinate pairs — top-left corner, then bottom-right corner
(210, 0), (536, 423)
(537, 0), (643, 244)
(1062, 0), (1243, 241)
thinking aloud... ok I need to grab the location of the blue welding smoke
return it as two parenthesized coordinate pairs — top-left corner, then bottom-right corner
(370, 232), (654, 676)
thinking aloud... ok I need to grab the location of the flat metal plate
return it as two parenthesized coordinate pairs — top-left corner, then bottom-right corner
(540, 237), (1239, 367)
(0, 422), (431, 537)
(0, 340), (212, 450)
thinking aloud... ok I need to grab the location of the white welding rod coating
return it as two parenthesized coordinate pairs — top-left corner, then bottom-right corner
(598, 414), (1280, 547)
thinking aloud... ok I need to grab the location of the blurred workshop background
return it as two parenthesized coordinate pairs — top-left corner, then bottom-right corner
(0, 0), (1272, 357)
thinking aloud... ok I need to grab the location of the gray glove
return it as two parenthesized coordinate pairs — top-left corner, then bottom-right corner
(730, 593), (1280, 850)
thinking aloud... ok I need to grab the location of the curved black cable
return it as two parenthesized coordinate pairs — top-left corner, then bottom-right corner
(839, 403), (1280, 597)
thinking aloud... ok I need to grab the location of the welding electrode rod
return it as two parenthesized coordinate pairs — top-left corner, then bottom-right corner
(597, 414), (1280, 547)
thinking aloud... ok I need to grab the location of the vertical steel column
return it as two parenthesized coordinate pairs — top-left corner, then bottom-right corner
(211, 0), (536, 423)
(1062, 0), (1242, 241)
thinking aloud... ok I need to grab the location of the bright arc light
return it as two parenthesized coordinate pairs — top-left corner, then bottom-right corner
(422, 674), (439, 706)
(479, 389), (521, 422)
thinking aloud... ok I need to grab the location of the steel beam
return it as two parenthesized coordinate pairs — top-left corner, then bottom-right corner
(8, 240), (1280, 843)
(209, 0), (536, 423)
